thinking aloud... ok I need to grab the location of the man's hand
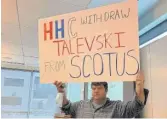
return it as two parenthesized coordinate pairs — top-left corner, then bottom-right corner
(53, 81), (69, 105)
(53, 81), (65, 93)
(135, 71), (145, 104)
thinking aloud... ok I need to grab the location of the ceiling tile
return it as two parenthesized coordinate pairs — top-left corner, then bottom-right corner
(61, 0), (91, 7)
(88, 0), (124, 8)
(23, 46), (39, 57)
(2, 23), (21, 45)
(24, 57), (39, 67)
(2, 0), (19, 24)
(1, 54), (24, 64)
(17, 0), (86, 27)
(17, 0), (48, 27)
(21, 25), (38, 48)
(1, 42), (23, 56)
(18, 0), (86, 49)
(45, 0), (86, 17)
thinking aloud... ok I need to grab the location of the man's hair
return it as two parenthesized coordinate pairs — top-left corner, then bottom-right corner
(91, 82), (108, 92)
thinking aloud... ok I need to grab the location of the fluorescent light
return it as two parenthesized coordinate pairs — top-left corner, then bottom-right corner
(140, 31), (167, 49)
(139, 14), (167, 36)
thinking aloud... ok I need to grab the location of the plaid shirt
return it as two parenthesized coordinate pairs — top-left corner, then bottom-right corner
(62, 89), (149, 118)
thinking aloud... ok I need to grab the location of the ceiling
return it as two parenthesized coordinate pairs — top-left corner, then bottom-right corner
(1, 0), (159, 69)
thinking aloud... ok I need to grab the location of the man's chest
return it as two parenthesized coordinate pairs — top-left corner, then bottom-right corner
(75, 104), (116, 118)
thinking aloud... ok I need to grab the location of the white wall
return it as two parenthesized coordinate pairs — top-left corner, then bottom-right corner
(140, 35), (167, 117)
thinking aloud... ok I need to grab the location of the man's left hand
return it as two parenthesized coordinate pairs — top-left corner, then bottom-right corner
(135, 71), (145, 103)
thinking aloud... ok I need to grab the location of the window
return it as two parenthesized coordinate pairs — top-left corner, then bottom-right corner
(4, 78), (24, 87)
(67, 83), (84, 102)
(29, 72), (60, 118)
(1, 69), (31, 118)
(1, 69), (60, 118)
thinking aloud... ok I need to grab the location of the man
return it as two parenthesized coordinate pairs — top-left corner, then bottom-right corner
(54, 72), (149, 118)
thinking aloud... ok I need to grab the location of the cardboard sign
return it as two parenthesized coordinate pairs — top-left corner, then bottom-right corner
(38, 0), (139, 83)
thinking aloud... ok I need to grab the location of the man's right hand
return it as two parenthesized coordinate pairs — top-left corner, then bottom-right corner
(54, 81), (69, 106)
(53, 81), (65, 93)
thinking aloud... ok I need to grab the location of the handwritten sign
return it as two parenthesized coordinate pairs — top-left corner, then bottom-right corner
(38, 0), (139, 83)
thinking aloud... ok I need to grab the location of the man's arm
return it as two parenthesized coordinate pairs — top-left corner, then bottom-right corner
(115, 71), (149, 118)
(135, 71), (145, 103)
(115, 88), (149, 118)
(61, 100), (83, 117)
(53, 81), (82, 117)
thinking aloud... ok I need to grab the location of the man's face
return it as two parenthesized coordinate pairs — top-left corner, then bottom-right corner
(92, 85), (107, 100)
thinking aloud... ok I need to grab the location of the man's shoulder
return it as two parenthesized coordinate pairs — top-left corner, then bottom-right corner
(104, 99), (123, 107)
